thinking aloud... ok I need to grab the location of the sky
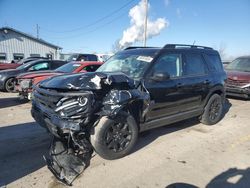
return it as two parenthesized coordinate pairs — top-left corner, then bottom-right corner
(0, 0), (249, 60)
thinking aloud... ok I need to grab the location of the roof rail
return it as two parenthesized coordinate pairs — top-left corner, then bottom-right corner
(163, 44), (213, 50)
(124, 46), (157, 50)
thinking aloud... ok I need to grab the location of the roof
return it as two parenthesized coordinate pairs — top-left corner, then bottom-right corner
(0, 27), (62, 49)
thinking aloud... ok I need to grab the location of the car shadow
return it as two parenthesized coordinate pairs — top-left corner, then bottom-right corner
(0, 122), (50, 186)
(133, 117), (200, 154)
(165, 167), (250, 188)
(226, 95), (250, 101)
(222, 98), (232, 119)
(0, 96), (29, 109)
(133, 99), (232, 154)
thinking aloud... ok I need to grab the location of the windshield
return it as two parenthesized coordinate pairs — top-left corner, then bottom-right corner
(226, 58), (250, 72)
(55, 62), (81, 73)
(97, 53), (154, 79)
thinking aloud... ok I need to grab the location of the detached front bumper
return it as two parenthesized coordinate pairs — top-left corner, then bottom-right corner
(226, 86), (250, 99)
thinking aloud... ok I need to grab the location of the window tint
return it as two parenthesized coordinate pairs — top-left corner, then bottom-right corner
(29, 62), (49, 71)
(184, 54), (206, 75)
(153, 54), (182, 78)
(83, 65), (101, 72)
(204, 54), (223, 72)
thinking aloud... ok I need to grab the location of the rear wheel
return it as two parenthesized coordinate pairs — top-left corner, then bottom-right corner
(5, 78), (15, 92)
(91, 114), (138, 160)
(200, 94), (223, 125)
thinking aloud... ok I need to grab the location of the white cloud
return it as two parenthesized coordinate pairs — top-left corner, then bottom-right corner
(119, 0), (169, 48)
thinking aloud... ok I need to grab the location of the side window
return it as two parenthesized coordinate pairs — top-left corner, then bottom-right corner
(153, 54), (182, 78)
(184, 53), (206, 76)
(29, 62), (49, 71)
(51, 61), (64, 69)
(204, 54), (223, 72)
(83, 65), (101, 72)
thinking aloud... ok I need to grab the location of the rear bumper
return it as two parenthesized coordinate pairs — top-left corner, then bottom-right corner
(226, 86), (250, 99)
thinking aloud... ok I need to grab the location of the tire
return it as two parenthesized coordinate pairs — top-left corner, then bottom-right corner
(90, 114), (138, 160)
(200, 94), (223, 125)
(5, 78), (15, 92)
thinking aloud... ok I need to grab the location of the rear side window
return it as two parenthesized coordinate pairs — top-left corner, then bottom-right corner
(184, 53), (206, 76)
(204, 54), (223, 72)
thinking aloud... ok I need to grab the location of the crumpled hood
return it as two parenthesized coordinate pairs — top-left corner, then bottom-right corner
(39, 72), (136, 90)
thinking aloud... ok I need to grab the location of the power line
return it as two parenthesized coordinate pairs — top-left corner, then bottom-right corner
(41, 0), (137, 34)
(43, 10), (128, 40)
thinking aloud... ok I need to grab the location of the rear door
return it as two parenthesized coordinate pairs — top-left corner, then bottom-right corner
(180, 52), (211, 110)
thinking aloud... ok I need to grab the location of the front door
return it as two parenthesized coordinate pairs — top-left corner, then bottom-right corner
(144, 52), (184, 121)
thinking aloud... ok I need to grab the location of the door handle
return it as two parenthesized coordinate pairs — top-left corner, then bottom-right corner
(176, 83), (183, 88)
(203, 80), (210, 84)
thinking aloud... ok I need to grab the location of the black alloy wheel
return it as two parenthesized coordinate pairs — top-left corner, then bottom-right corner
(104, 122), (132, 152)
(208, 98), (222, 121)
(200, 94), (223, 125)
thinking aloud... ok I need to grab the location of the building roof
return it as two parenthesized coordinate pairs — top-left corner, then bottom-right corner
(0, 27), (62, 49)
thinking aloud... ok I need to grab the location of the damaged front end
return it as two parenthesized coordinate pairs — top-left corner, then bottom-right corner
(31, 72), (150, 185)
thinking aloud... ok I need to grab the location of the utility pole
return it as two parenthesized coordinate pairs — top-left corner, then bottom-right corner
(36, 24), (40, 39)
(143, 0), (148, 47)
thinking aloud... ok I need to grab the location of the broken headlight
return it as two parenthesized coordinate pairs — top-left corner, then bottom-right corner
(20, 79), (33, 89)
(55, 96), (89, 118)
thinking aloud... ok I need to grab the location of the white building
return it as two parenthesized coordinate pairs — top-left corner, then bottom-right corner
(0, 27), (62, 63)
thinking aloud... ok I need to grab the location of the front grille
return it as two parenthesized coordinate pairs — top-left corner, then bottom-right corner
(226, 78), (249, 87)
(33, 87), (62, 111)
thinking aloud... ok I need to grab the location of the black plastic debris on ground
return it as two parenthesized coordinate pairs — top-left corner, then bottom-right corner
(44, 137), (93, 186)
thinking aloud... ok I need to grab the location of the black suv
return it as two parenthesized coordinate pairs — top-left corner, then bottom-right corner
(31, 44), (226, 184)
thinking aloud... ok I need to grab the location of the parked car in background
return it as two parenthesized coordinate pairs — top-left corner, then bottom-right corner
(96, 53), (113, 62)
(67, 53), (98, 62)
(225, 56), (250, 99)
(0, 57), (48, 70)
(31, 44), (226, 185)
(0, 59), (66, 92)
(15, 61), (103, 99)
(222, 61), (231, 68)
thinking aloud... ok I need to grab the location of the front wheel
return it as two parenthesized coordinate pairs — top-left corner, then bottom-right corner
(5, 78), (15, 92)
(200, 94), (223, 125)
(91, 114), (138, 160)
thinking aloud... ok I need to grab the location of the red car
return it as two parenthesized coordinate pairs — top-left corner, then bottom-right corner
(15, 61), (103, 99)
(225, 56), (250, 99)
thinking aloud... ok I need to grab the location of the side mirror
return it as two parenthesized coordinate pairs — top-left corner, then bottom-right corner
(151, 72), (170, 81)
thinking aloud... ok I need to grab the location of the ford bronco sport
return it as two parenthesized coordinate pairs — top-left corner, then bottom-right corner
(31, 44), (227, 185)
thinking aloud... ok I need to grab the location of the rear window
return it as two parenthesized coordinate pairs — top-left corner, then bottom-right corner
(204, 54), (223, 72)
(184, 53), (207, 75)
